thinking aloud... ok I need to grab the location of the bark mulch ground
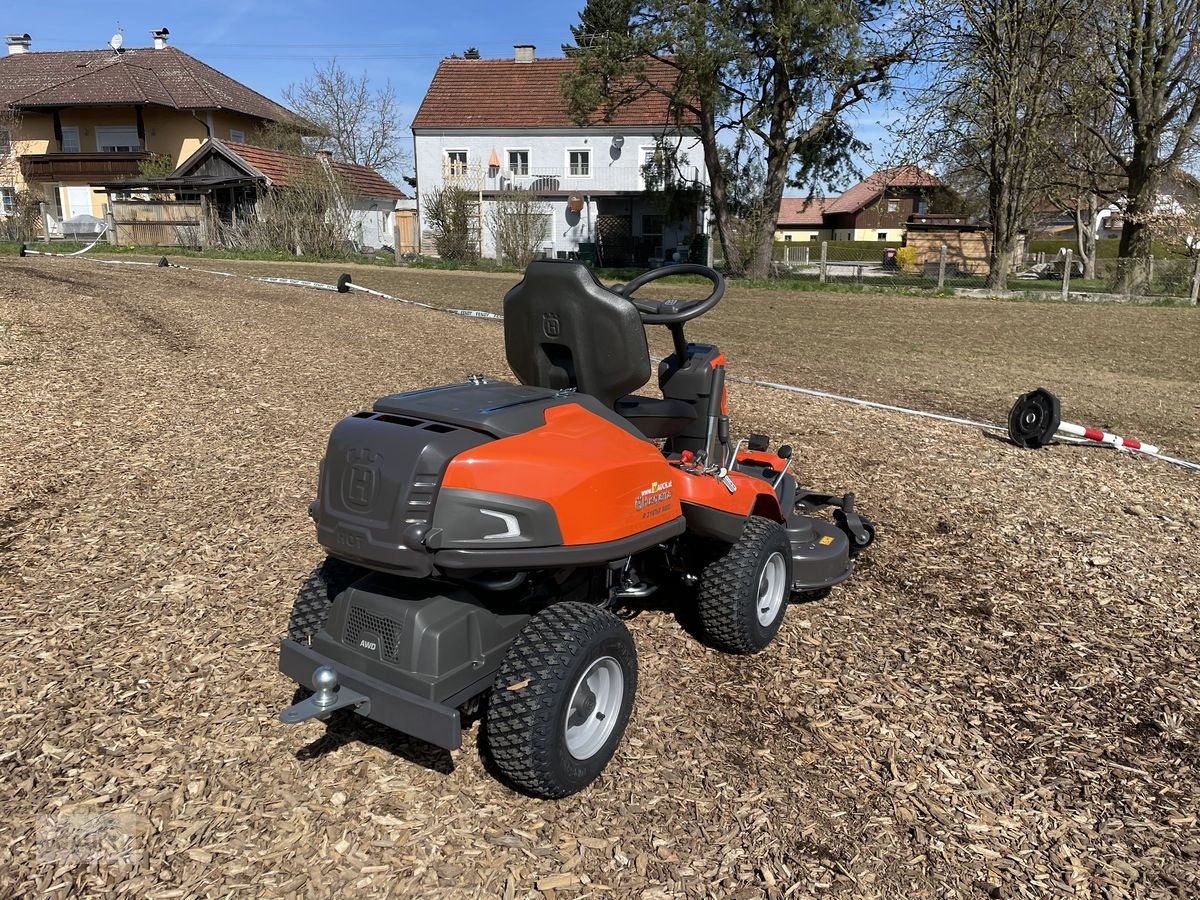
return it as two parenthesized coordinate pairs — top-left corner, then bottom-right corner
(1, 257), (1197, 899)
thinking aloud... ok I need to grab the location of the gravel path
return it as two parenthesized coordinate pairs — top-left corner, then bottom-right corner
(1, 258), (1197, 899)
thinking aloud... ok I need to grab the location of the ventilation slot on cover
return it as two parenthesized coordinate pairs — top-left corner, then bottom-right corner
(344, 606), (404, 660)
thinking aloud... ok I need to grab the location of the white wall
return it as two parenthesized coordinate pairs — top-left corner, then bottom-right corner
(348, 198), (396, 250)
(414, 127), (707, 258)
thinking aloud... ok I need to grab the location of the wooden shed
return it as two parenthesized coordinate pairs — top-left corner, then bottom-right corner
(904, 214), (1025, 277)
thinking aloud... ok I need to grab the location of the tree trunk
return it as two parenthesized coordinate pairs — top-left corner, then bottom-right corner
(745, 144), (791, 280)
(986, 184), (1014, 292)
(1081, 194), (1097, 280)
(697, 100), (741, 275)
(1119, 154), (1158, 263)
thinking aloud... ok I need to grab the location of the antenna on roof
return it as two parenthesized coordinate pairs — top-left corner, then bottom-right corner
(109, 25), (124, 53)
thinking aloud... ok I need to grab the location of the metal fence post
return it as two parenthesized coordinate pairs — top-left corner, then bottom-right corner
(1147, 255), (1154, 289)
(1190, 255), (1200, 307)
(1061, 249), (1072, 301)
(819, 240), (827, 283)
(937, 243), (947, 289)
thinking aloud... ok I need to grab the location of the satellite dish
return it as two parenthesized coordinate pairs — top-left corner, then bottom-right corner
(110, 32), (123, 51)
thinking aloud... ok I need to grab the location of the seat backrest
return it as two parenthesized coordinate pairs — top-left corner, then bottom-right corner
(503, 260), (651, 408)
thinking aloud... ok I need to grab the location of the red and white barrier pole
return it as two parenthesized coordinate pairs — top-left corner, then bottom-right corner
(1056, 420), (1200, 471)
(1008, 388), (1200, 472)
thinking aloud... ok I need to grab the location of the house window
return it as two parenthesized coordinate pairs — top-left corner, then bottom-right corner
(567, 149), (591, 177)
(0, 187), (15, 216)
(784, 234), (792, 241)
(507, 150), (529, 176)
(877, 231), (888, 240)
(642, 214), (663, 237)
(60, 126), (81, 153)
(0, 129), (10, 159)
(445, 150), (468, 175)
(229, 129), (246, 143)
(886, 200), (899, 213)
(96, 126), (141, 152)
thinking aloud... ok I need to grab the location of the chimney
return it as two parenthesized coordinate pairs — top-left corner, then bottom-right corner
(151, 27), (169, 50)
(5, 34), (31, 55)
(513, 44), (535, 63)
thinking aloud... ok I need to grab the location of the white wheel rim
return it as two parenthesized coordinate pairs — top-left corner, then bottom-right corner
(564, 656), (624, 761)
(756, 551), (788, 627)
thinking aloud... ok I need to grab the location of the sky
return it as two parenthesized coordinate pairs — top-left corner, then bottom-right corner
(5, 0), (898, 193)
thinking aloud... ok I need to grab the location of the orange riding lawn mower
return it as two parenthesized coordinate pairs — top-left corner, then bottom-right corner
(279, 261), (875, 797)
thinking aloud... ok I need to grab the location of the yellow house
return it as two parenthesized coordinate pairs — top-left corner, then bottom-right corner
(0, 30), (307, 236)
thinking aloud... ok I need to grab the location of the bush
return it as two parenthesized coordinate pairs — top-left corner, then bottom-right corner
(1, 189), (42, 241)
(487, 190), (550, 268)
(894, 246), (918, 273)
(422, 185), (478, 262)
(210, 159), (353, 258)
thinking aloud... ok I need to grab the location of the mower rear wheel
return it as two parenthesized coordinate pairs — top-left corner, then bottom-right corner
(696, 516), (792, 654)
(287, 557), (365, 644)
(485, 602), (637, 799)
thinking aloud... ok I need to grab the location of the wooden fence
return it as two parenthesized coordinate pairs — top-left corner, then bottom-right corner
(111, 200), (203, 247)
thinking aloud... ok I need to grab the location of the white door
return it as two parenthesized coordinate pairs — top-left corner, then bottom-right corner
(63, 186), (93, 218)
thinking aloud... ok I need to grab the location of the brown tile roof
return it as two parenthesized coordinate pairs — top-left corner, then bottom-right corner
(225, 141), (408, 200)
(777, 197), (836, 227)
(0, 47), (306, 126)
(412, 57), (692, 129)
(824, 165), (945, 215)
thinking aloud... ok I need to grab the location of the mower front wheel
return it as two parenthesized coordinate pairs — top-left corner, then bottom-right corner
(485, 602), (637, 799)
(695, 516), (792, 654)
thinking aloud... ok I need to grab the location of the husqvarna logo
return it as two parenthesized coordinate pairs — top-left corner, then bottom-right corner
(542, 312), (561, 337)
(343, 448), (381, 510)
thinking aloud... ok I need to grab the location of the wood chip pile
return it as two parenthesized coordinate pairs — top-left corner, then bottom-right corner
(1, 258), (1197, 898)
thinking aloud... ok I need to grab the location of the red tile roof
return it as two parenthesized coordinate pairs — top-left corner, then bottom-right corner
(225, 141), (408, 200)
(777, 197), (837, 227)
(824, 165), (944, 215)
(0, 47), (306, 126)
(412, 57), (692, 129)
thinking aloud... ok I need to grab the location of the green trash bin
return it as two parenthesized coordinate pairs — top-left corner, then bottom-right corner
(578, 242), (597, 268)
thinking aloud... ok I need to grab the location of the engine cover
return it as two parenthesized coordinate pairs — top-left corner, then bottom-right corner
(312, 408), (490, 576)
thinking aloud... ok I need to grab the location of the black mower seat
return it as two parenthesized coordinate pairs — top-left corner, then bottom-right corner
(615, 395), (696, 439)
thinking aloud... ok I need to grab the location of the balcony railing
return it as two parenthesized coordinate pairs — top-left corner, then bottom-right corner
(441, 162), (705, 194)
(20, 151), (152, 182)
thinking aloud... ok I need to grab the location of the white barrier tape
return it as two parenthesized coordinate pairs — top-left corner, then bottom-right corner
(21, 251), (1198, 472)
(345, 282), (504, 321)
(727, 376), (1005, 432)
(20, 223), (110, 257)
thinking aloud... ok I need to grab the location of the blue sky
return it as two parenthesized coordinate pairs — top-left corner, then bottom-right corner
(6, 1), (894, 192)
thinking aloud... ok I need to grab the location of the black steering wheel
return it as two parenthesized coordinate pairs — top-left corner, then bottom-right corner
(611, 263), (725, 325)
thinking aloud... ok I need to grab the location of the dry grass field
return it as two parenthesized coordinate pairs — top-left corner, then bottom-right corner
(1, 256), (1198, 899)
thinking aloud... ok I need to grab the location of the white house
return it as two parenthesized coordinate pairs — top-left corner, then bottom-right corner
(411, 45), (710, 267)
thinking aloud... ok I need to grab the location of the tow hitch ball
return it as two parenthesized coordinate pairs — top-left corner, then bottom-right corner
(279, 665), (371, 725)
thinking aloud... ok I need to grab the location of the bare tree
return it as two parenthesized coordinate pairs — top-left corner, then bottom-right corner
(1095, 0), (1200, 261)
(920, 0), (1096, 291)
(1042, 98), (1126, 279)
(284, 60), (411, 180)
